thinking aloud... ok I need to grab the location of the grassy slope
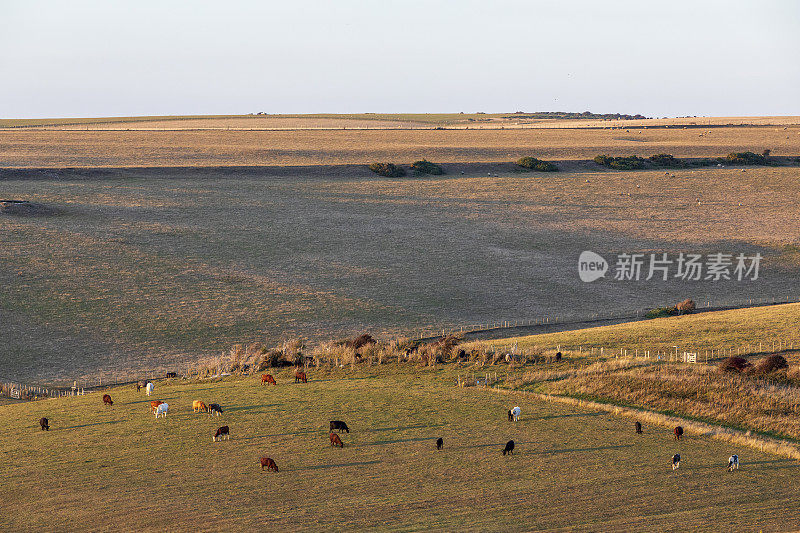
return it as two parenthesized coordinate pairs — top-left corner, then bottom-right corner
(469, 303), (800, 357)
(2, 367), (799, 532)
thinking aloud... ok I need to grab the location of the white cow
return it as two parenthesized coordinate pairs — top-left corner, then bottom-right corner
(511, 406), (521, 422)
(728, 454), (739, 471)
(155, 403), (168, 418)
(145, 382), (154, 396)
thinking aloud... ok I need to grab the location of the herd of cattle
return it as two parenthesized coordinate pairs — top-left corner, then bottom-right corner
(34, 371), (743, 474)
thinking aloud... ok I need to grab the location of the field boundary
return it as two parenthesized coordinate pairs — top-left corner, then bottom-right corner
(490, 387), (800, 461)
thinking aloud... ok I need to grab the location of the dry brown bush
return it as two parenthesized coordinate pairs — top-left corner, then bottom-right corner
(719, 356), (752, 373)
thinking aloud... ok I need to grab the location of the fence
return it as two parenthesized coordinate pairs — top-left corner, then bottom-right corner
(412, 295), (800, 343)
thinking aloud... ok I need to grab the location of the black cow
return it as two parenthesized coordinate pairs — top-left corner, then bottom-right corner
(436, 437), (443, 450)
(503, 440), (515, 455)
(39, 417), (49, 431)
(329, 420), (350, 433)
(635, 421), (642, 434)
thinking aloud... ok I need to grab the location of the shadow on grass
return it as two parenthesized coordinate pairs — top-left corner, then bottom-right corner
(366, 436), (432, 446)
(239, 429), (320, 440)
(362, 423), (448, 433)
(58, 420), (123, 431)
(224, 404), (282, 413)
(285, 460), (381, 472)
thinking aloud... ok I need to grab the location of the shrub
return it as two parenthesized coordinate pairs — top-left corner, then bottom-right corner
(645, 306), (677, 319)
(675, 298), (696, 314)
(726, 151), (766, 165)
(516, 156), (558, 172)
(649, 153), (683, 167)
(410, 160), (444, 175)
(752, 354), (789, 374)
(369, 163), (406, 177)
(762, 149), (771, 157)
(346, 333), (376, 351)
(594, 154), (647, 170)
(718, 356), (752, 373)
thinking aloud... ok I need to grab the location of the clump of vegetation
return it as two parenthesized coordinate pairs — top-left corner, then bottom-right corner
(410, 160), (444, 175)
(675, 298), (696, 314)
(369, 162), (406, 177)
(593, 155), (647, 170)
(726, 151), (767, 165)
(752, 354), (789, 374)
(515, 156), (558, 172)
(645, 306), (678, 319)
(648, 153), (684, 167)
(719, 356), (752, 373)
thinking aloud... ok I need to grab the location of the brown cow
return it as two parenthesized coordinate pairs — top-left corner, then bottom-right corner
(150, 400), (164, 414)
(674, 426), (684, 440)
(192, 400), (208, 413)
(214, 426), (230, 442)
(261, 374), (276, 385)
(260, 456), (278, 472)
(102, 394), (113, 406)
(329, 432), (344, 447)
(295, 371), (308, 384)
(635, 421), (642, 434)
(39, 417), (50, 431)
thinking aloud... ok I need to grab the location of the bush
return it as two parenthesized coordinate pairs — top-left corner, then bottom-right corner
(410, 160), (444, 175)
(645, 306), (677, 319)
(369, 163), (406, 177)
(675, 298), (696, 314)
(726, 151), (766, 165)
(649, 154), (683, 167)
(516, 156), (558, 172)
(594, 154), (647, 170)
(718, 356), (752, 373)
(752, 354), (789, 374)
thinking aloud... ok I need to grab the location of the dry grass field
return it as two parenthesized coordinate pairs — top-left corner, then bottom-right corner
(2, 122), (799, 167)
(3, 158), (800, 383)
(3, 164), (800, 383)
(3, 367), (800, 532)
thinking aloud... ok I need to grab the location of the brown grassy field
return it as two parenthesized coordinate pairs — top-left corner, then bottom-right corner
(2, 124), (799, 167)
(3, 367), (800, 532)
(2, 161), (800, 383)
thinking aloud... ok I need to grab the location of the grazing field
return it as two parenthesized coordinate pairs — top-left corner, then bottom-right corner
(2, 124), (800, 167)
(3, 163), (800, 383)
(2, 368), (800, 532)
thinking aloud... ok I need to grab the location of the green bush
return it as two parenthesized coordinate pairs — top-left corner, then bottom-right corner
(726, 151), (766, 165)
(410, 160), (444, 175)
(645, 306), (678, 319)
(593, 154), (647, 170)
(649, 153), (683, 167)
(369, 162), (406, 177)
(516, 156), (558, 172)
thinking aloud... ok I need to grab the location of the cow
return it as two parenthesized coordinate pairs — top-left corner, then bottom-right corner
(329, 433), (344, 448)
(214, 426), (230, 442)
(165, 372), (177, 378)
(102, 394), (113, 406)
(260, 456), (279, 472)
(503, 440), (515, 456)
(674, 426), (684, 440)
(329, 421), (350, 433)
(136, 381), (143, 392)
(145, 382), (154, 396)
(436, 437), (443, 450)
(295, 371), (308, 384)
(728, 454), (739, 472)
(155, 403), (169, 418)
(208, 403), (223, 416)
(507, 409), (513, 422)
(192, 400), (208, 413)
(635, 421), (642, 434)
(672, 453), (681, 470)
(39, 417), (49, 431)
(150, 400), (164, 414)
(510, 406), (521, 422)
(261, 374), (276, 385)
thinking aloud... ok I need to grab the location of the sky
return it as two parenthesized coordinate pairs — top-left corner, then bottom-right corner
(1, 0), (799, 118)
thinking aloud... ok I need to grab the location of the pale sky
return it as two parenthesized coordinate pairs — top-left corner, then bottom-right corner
(1, 0), (798, 118)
